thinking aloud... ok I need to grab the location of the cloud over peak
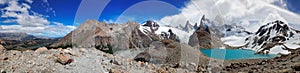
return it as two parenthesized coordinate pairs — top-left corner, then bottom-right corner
(159, 0), (300, 32)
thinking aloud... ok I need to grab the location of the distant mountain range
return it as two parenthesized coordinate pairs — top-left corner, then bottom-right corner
(0, 32), (58, 51)
(47, 15), (300, 55)
(0, 32), (36, 41)
(0, 15), (299, 55)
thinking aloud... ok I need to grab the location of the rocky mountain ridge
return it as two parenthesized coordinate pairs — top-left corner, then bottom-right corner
(244, 20), (300, 54)
(0, 32), (36, 41)
(0, 32), (58, 51)
(50, 20), (183, 54)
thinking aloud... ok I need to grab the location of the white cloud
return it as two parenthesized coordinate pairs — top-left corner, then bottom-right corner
(53, 22), (63, 26)
(1, 0), (50, 27)
(159, 0), (300, 32)
(103, 19), (117, 24)
(26, 0), (33, 4)
(0, 0), (5, 4)
(0, 24), (76, 37)
(0, 0), (76, 37)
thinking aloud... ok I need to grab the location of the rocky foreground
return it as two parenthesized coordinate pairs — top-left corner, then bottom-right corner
(1, 43), (300, 73)
(0, 45), (208, 73)
(224, 49), (300, 72)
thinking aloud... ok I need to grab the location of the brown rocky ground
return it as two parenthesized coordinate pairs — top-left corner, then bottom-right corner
(1, 44), (300, 73)
(0, 45), (207, 73)
(223, 49), (300, 73)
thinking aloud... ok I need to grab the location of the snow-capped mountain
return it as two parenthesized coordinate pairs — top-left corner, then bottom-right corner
(139, 20), (194, 44)
(188, 15), (224, 49)
(182, 21), (194, 33)
(224, 24), (252, 37)
(244, 20), (300, 54)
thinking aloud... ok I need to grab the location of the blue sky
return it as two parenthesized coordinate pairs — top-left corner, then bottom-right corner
(0, 0), (300, 37)
(31, 0), (189, 25)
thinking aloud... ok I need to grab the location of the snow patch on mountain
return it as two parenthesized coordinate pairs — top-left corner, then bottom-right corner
(269, 45), (290, 54)
(159, 0), (300, 33)
(221, 35), (248, 47)
(139, 25), (194, 44)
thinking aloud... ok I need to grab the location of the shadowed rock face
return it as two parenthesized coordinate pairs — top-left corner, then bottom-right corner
(183, 21), (193, 33)
(51, 20), (136, 50)
(188, 15), (223, 49)
(130, 25), (153, 48)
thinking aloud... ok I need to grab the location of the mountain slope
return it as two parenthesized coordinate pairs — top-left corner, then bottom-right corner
(50, 20), (147, 50)
(244, 20), (300, 54)
(139, 20), (196, 44)
(0, 32), (36, 41)
(51, 20), (186, 54)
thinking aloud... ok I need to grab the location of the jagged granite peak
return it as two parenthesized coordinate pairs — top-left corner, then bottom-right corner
(193, 23), (198, 30)
(197, 15), (210, 33)
(188, 15), (223, 49)
(200, 15), (206, 29)
(244, 20), (300, 54)
(183, 20), (193, 33)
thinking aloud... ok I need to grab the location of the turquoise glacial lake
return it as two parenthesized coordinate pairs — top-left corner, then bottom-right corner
(200, 49), (278, 60)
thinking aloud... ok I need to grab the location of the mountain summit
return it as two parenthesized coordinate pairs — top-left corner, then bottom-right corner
(245, 20), (300, 54)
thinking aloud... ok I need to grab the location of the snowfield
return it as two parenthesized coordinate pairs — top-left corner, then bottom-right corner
(139, 25), (195, 44)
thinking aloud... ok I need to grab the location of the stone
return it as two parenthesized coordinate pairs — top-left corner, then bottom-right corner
(292, 65), (300, 71)
(58, 48), (63, 52)
(0, 69), (6, 73)
(110, 59), (120, 65)
(35, 47), (48, 54)
(55, 53), (74, 65)
(63, 49), (77, 56)
(134, 52), (150, 62)
(291, 57), (299, 62)
(109, 68), (121, 73)
(79, 48), (86, 53)
(3, 57), (8, 60)
(157, 67), (167, 73)
(189, 62), (197, 69)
